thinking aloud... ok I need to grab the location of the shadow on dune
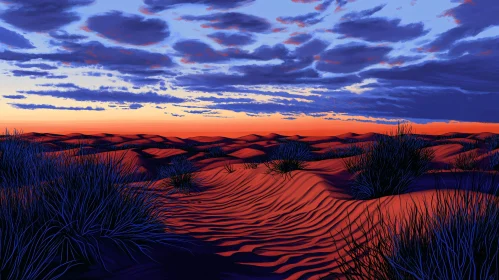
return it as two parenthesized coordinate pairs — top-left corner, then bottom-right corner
(62, 235), (279, 280)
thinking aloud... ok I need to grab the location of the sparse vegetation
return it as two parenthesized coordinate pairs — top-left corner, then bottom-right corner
(1, 130), (171, 279)
(343, 124), (435, 199)
(224, 162), (236, 173)
(454, 150), (480, 171)
(205, 146), (226, 158)
(318, 145), (363, 160)
(336, 178), (499, 280)
(243, 161), (260, 169)
(264, 141), (311, 178)
(159, 156), (197, 192)
(461, 140), (480, 152)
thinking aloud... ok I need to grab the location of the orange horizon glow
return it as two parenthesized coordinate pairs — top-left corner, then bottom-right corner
(3, 119), (499, 138)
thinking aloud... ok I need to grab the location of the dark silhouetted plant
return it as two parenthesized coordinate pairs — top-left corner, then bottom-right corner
(454, 151), (480, 171)
(1, 131), (172, 278)
(244, 161), (259, 169)
(159, 156), (197, 193)
(223, 162), (236, 174)
(264, 141), (311, 178)
(205, 146), (226, 158)
(343, 124), (435, 199)
(318, 145), (363, 160)
(336, 178), (499, 280)
(461, 140), (480, 152)
(43, 152), (168, 268)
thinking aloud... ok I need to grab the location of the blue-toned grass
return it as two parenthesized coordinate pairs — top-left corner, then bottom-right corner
(343, 124), (435, 199)
(264, 141), (312, 178)
(205, 146), (226, 158)
(336, 177), (499, 280)
(1, 130), (171, 278)
(158, 156), (197, 193)
(318, 145), (363, 160)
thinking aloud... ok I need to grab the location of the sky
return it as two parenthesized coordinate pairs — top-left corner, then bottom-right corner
(0, 0), (498, 137)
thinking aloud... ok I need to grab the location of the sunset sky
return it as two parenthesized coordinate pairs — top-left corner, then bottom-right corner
(1, 0), (498, 137)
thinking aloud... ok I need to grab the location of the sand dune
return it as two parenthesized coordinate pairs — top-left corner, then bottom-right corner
(21, 131), (499, 279)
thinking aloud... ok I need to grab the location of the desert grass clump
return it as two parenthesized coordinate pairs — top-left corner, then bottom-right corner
(489, 151), (499, 172)
(318, 145), (363, 160)
(43, 152), (168, 268)
(243, 161), (260, 169)
(205, 146), (226, 158)
(336, 181), (499, 280)
(343, 124), (435, 199)
(0, 129), (58, 188)
(454, 151), (480, 171)
(461, 140), (480, 152)
(264, 141), (311, 178)
(1, 132), (172, 278)
(1, 189), (75, 280)
(159, 156), (197, 193)
(485, 135), (499, 151)
(223, 162), (236, 174)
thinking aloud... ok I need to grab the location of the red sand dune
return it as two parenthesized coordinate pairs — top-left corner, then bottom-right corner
(20, 131), (499, 279)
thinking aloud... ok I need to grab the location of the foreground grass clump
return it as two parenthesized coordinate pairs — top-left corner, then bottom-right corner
(343, 124), (435, 199)
(159, 156), (197, 192)
(1, 131), (170, 278)
(337, 181), (499, 280)
(0, 129), (58, 188)
(264, 141), (311, 178)
(46, 153), (167, 267)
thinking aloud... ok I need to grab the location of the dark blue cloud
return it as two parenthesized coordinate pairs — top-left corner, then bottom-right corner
(181, 13), (271, 33)
(207, 32), (255, 46)
(316, 43), (392, 73)
(284, 33), (313, 45)
(142, 0), (255, 12)
(341, 4), (385, 21)
(184, 109), (220, 114)
(174, 40), (291, 63)
(363, 50), (499, 93)
(0, 41), (173, 76)
(2, 95), (26, 99)
(49, 30), (87, 41)
(0, 27), (34, 49)
(37, 83), (81, 89)
(333, 18), (428, 42)
(9, 103), (105, 111)
(171, 113), (185, 117)
(0, 0), (95, 32)
(18, 88), (185, 104)
(294, 39), (329, 58)
(86, 11), (170, 46)
(425, 0), (499, 51)
(16, 63), (57, 70)
(196, 96), (255, 103)
(11, 70), (67, 79)
(129, 103), (144, 110)
(277, 12), (324, 27)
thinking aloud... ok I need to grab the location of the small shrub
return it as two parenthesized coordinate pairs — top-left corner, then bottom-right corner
(461, 140), (479, 152)
(159, 156), (197, 192)
(343, 124), (435, 199)
(318, 145), (363, 160)
(205, 146), (226, 158)
(43, 152), (168, 267)
(223, 162), (236, 174)
(490, 151), (499, 171)
(264, 141), (311, 178)
(336, 179), (499, 280)
(244, 161), (259, 169)
(454, 151), (480, 171)
(485, 135), (499, 151)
